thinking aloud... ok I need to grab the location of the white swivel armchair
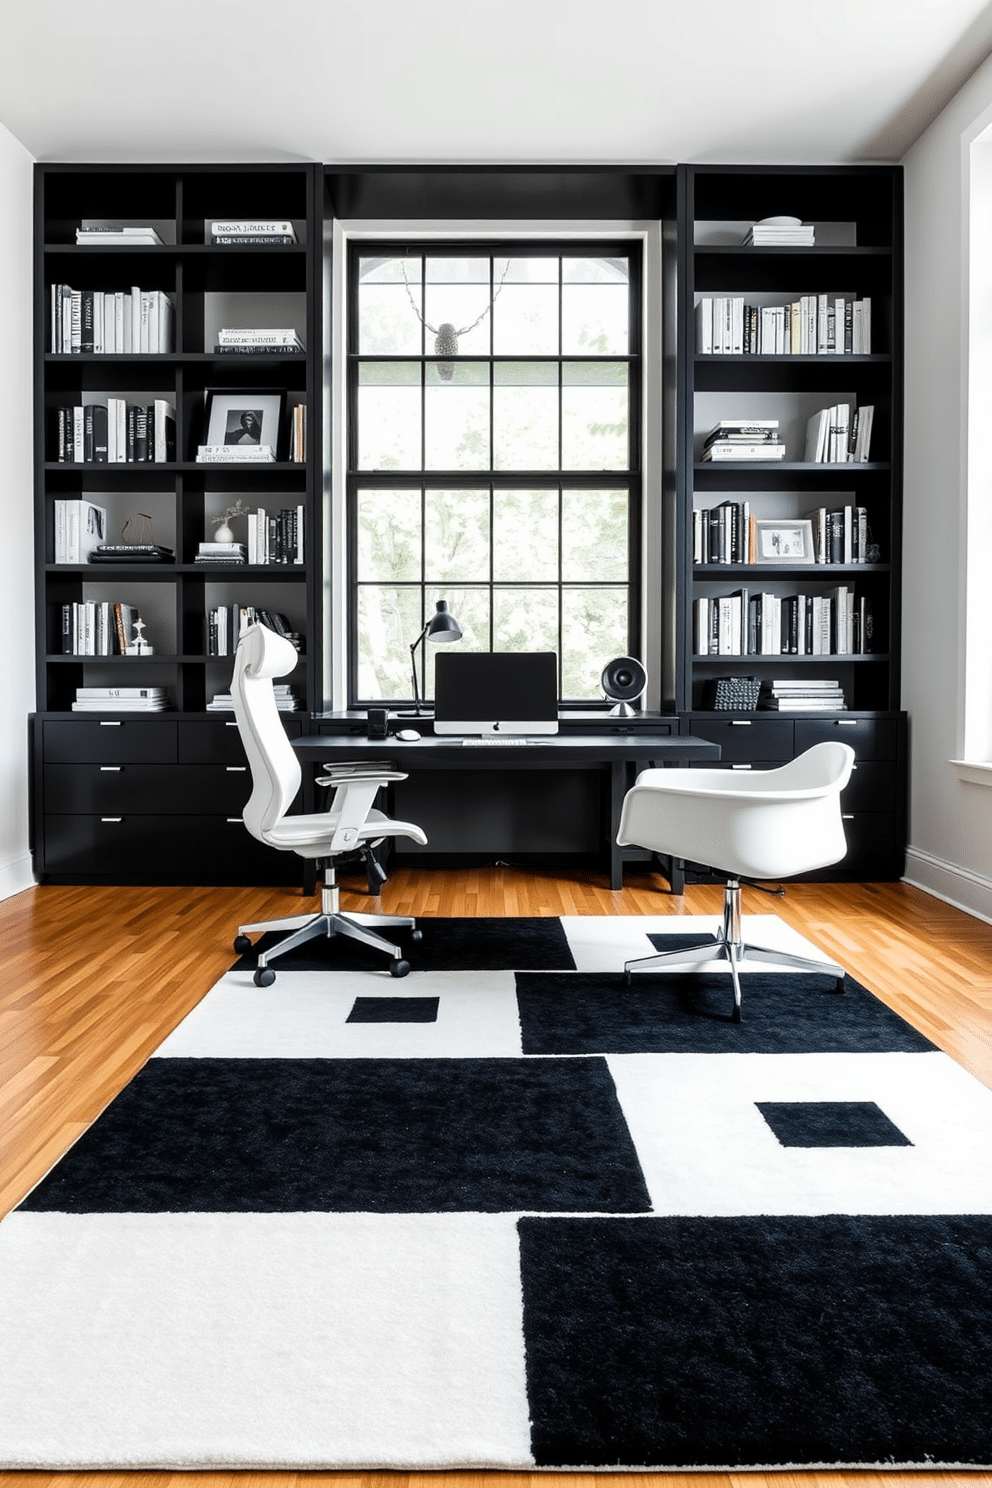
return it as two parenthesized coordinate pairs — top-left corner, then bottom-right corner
(616, 741), (855, 1022)
(231, 623), (428, 986)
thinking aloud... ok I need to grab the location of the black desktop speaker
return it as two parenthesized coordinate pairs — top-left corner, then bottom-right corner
(601, 656), (647, 716)
(367, 707), (389, 739)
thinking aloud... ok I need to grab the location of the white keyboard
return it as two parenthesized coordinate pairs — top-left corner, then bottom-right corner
(460, 737), (533, 747)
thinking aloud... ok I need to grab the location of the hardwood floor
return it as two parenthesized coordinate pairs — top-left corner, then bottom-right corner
(1, 867), (991, 1488)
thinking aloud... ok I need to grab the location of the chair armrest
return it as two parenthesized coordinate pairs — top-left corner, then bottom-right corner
(316, 761), (408, 787)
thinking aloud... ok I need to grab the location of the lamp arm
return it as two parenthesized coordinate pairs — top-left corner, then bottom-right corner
(409, 625), (429, 715)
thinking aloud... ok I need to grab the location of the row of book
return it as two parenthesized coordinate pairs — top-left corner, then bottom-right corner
(694, 587), (873, 657)
(53, 400), (176, 464)
(693, 502), (876, 566)
(758, 680), (847, 712)
(805, 404), (874, 463)
(71, 686), (171, 713)
(50, 284), (174, 355)
(194, 510), (305, 566)
(205, 606), (302, 658)
(59, 601), (151, 656)
(696, 294), (870, 356)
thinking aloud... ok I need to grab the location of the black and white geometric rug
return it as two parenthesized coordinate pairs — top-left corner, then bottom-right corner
(2, 914), (992, 1472)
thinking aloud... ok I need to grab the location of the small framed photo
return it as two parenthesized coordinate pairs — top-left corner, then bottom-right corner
(754, 517), (815, 564)
(203, 389), (285, 454)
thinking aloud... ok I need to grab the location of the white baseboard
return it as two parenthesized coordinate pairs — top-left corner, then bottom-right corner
(0, 850), (35, 903)
(903, 846), (992, 927)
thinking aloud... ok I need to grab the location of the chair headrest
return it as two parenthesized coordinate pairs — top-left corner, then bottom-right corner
(238, 622), (298, 681)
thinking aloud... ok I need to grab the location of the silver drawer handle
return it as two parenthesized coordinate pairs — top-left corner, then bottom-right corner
(842, 813), (855, 820)
(226, 721), (239, 728)
(835, 719), (859, 727)
(226, 816), (242, 823)
(99, 720), (122, 727)
(99, 765), (122, 772)
(729, 719), (752, 726)
(225, 766), (247, 772)
(100, 816), (123, 823)
(731, 763), (752, 769)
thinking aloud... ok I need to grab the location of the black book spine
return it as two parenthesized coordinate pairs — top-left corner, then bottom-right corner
(91, 404), (108, 463)
(79, 289), (94, 354)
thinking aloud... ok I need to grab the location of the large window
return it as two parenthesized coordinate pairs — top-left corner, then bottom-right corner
(347, 243), (640, 705)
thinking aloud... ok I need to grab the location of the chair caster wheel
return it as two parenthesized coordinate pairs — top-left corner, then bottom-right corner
(254, 967), (276, 987)
(390, 958), (411, 978)
(410, 929), (423, 942)
(233, 935), (252, 955)
(731, 1004), (742, 1024)
(624, 970), (632, 986)
(833, 976), (846, 995)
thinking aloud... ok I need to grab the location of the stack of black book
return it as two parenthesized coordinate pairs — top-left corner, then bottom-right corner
(88, 544), (174, 563)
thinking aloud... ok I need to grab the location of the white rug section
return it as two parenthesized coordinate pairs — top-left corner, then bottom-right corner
(0, 1211), (533, 1471)
(562, 913), (838, 973)
(155, 970), (524, 1059)
(610, 1050), (992, 1217)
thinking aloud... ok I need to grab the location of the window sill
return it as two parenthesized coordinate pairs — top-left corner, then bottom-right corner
(951, 759), (992, 788)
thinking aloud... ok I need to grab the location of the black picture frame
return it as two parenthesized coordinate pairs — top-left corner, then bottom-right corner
(203, 388), (285, 457)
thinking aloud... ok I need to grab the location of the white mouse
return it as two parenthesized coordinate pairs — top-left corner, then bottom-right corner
(395, 728), (421, 742)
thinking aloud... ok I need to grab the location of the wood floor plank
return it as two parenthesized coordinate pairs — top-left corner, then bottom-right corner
(1, 870), (991, 1488)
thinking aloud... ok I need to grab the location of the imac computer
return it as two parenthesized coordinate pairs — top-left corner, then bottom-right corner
(433, 651), (559, 736)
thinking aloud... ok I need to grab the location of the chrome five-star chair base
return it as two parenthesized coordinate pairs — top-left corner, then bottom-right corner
(235, 864), (420, 986)
(623, 876), (846, 1023)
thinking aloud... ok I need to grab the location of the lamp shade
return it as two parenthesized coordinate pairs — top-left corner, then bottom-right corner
(425, 600), (462, 643)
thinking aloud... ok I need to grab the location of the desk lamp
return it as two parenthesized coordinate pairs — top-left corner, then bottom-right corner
(409, 600), (461, 714)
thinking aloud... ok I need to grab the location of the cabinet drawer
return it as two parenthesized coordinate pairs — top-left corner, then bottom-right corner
(179, 718), (302, 764)
(837, 812), (902, 877)
(687, 717), (794, 762)
(795, 717), (897, 759)
(41, 814), (299, 884)
(841, 760), (896, 813)
(44, 763), (255, 815)
(43, 720), (178, 764)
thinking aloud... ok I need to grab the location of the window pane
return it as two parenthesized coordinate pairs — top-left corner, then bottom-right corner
(561, 362), (628, 470)
(493, 361), (558, 470)
(561, 586), (629, 698)
(562, 258), (629, 355)
(425, 257), (494, 357)
(356, 489), (422, 581)
(424, 361), (490, 470)
(425, 488), (490, 582)
(494, 489), (559, 581)
(357, 585), (424, 699)
(493, 258), (560, 355)
(358, 256), (423, 355)
(357, 362), (421, 470)
(493, 587), (559, 656)
(422, 585), (490, 696)
(562, 488), (628, 581)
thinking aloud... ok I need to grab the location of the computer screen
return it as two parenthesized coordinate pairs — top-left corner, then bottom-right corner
(433, 651), (559, 736)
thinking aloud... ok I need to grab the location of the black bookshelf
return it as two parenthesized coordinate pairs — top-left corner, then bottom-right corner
(675, 164), (906, 878)
(31, 163), (322, 883)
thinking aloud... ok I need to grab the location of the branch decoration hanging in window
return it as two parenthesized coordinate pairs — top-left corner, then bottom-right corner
(402, 258), (511, 378)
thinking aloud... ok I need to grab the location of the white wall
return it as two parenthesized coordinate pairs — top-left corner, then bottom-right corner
(0, 123), (35, 900)
(902, 51), (992, 920)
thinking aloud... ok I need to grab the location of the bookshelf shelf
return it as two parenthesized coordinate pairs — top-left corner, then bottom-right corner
(676, 163), (906, 879)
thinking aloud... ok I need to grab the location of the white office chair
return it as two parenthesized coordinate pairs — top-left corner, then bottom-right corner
(231, 623), (428, 986)
(616, 740), (856, 1021)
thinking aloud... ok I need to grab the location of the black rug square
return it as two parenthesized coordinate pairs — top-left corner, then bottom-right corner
(346, 996), (439, 1023)
(19, 1057), (650, 1215)
(518, 1214), (992, 1468)
(757, 1100), (913, 1147)
(231, 916), (574, 973)
(515, 971), (936, 1054)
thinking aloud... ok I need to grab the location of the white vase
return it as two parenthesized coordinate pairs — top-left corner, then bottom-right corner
(214, 522), (234, 543)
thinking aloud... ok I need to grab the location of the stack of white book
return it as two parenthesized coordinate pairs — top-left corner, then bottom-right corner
(76, 225), (164, 246)
(208, 220), (297, 245)
(72, 686), (170, 712)
(195, 541), (248, 564)
(208, 685), (300, 713)
(759, 680), (847, 711)
(214, 328), (304, 355)
(702, 419), (786, 462)
(197, 445), (275, 463)
(743, 217), (815, 247)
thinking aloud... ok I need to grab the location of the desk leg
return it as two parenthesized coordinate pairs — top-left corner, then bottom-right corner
(609, 761), (625, 890)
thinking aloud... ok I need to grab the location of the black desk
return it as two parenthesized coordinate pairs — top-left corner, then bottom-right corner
(293, 729), (720, 890)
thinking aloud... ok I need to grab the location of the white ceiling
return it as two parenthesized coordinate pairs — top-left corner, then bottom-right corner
(2, 0), (992, 166)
